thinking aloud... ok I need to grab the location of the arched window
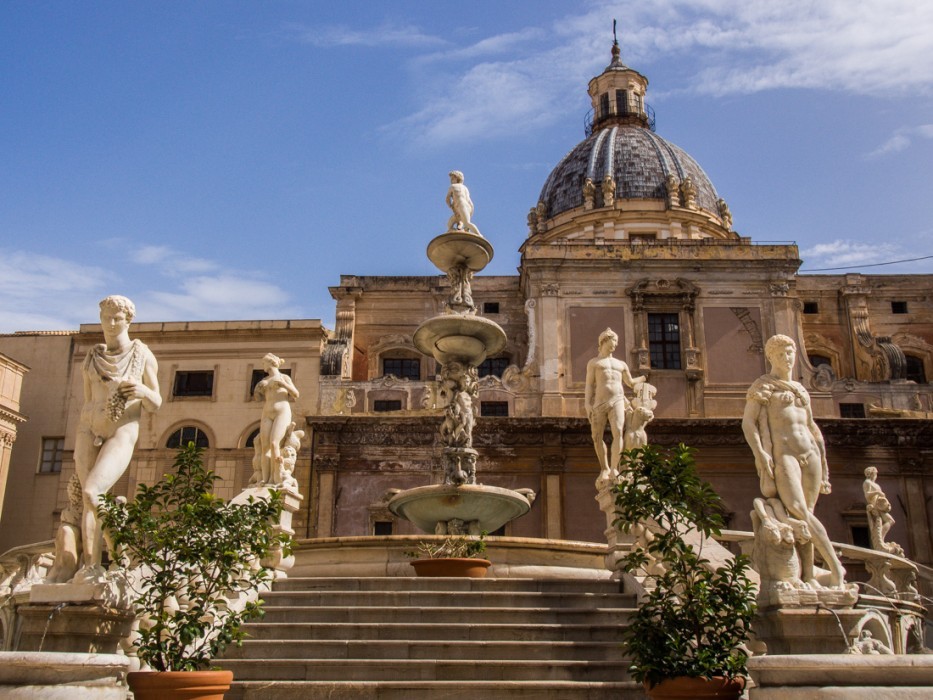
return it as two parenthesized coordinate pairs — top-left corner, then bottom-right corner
(809, 354), (832, 368)
(906, 355), (927, 384)
(477, 356), (510, 378)
(245, 428), (261, 448)
(166, 426), (210, 449)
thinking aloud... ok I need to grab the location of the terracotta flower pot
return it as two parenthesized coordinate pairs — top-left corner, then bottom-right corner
(410, 557), (492, 578)
(127, 670), (233, 700)
(645, 675), (745, 699)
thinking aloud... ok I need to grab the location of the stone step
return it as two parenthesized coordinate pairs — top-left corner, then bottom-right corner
(259, 604), (634, 626)
(261, 589), (629, 609)
(223, 639), (622, 662)
(217, 658), (629, 683)
(244, 621), (625, 642)
(225, 679), (645, 700)
(272, 576), (624, 594)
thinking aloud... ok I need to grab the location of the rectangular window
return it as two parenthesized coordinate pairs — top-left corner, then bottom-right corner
(840, 402), (866, 418)
(647, 313), (682, 370)
(850, 524), (871, 549)
(373, 399), (403, 412)
(891, 301), (908, 314)
(803, 302), (819, 314)
(39, 437), (64, 474)
(173, 370), (214, 397)
(382, 358), (420, 380)
(477, 357), (510, 378)
(373, 521), (393, 536)
(483, 302), (500, 314)
(629, 233), (657, 243)
(615, 89), (629, 115)
(250, 368), (292, 395)
(480, 401), (509, 417)
(599, 92), (610, 119)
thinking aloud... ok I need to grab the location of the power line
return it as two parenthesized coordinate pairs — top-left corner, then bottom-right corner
(800, 254), (933, 272)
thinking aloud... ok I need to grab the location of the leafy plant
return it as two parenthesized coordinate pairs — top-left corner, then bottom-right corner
(406, 532), (487, 559)
(614, 444), (756, 689)
(98, 443), (292, 672)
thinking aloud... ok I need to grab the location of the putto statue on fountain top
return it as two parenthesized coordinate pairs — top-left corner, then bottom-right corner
(863, 466), (904, 557)
(446, 170), (482, 236)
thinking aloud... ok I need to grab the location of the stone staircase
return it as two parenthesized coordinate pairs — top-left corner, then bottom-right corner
(219, 576), (645, 699)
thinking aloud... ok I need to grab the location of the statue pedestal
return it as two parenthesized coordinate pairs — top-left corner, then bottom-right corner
(233, 486), (303, 579)
(0, 651), (130, 699)
(754, 606), (866, 655)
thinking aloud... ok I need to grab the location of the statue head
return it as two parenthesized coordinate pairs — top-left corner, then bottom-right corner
(865, 466), (878, 480)
(262, 352), (284, 369)
(764, 334), (796, 366)
(598, 327), (618, 350)
(99, 295), (135, 323)
(449, 170), (464, 183)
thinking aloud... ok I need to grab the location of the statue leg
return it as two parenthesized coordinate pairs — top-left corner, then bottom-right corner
(77, 424), (138, 574)
(591, 411), (610, 482)
(608, 402), (626, 478)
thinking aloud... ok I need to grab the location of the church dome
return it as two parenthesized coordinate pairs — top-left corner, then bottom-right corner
(529, 37), (733, 239)
(538, 126), (721, 220)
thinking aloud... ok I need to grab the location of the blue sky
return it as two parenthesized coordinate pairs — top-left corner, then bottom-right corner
(2, 1), (932, 332)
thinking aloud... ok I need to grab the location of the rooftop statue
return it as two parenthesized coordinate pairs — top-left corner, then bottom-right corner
(73, 295), (162, 583)
(743, 334), (847, 590)
(445, 170), (481, 236)
(585, 327), (647, 485)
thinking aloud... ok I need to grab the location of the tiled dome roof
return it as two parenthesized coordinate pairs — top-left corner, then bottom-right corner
(537, 124), (720, 221)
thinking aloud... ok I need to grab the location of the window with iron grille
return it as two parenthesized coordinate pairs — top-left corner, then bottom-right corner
(478, 356), (509, 378)
(839, 403), (866, 418)
(166, 426), (210, 449)
(647, 313), (682, 370)
(480, 401), (509, 417)
(373, 400), (403, 412)
(382, 358), (420, 380)
(39, 437), (64, 474)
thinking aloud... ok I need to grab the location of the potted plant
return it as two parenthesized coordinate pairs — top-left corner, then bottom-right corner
(98, 443), (291, 700)
(614, 445), (756, 700)
(407, 532), (490, 578)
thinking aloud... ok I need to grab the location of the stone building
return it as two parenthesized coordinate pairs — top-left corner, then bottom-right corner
(1, 43), (932, 572)
(0, 320), (323, 553)
(309, 43), (933, 566)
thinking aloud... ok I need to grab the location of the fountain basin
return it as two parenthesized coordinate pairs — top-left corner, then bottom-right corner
(413, 315), (506, 366)
(388, 484), (532, 534)
(427, 232), (494, 273)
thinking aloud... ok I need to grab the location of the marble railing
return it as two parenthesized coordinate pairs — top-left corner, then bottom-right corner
(717, 529), (928, 603)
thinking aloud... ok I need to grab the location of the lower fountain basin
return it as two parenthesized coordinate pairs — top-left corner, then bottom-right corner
(388, 484), (532, 534)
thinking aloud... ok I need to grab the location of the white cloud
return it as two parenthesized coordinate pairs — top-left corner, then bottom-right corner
(132, 245), (217, 275)
(800, 239), (900, 269)
(370, 0), (933, 147)
(867, 124), (933, 158)
(146, 275), (300, 321)
(0, 252), (106, 332)
(287, 21), (446, 49)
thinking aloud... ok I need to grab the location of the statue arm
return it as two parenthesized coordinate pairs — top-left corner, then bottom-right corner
(742, 398), (773, 480)
(283, 374), (300, 400)
(123, 351), (161, 413)
(584, 361), (595, 415)
(621, 364), (645, 389)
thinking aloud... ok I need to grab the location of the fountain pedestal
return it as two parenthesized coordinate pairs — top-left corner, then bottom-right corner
(388, 174), (534, 536)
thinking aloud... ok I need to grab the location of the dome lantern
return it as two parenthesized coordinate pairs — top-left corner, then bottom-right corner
(586, 28), (652, 134)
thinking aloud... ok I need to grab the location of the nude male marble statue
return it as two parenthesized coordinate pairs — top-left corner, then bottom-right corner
(742, 334), (846, 588)
(585, 328), (646, 483)
(73, 295), (161, 582)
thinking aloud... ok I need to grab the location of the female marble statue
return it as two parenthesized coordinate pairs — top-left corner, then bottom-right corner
(253, 353), (299, 485)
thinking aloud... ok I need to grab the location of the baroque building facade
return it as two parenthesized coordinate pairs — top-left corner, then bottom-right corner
(1, 45), (932, 579)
